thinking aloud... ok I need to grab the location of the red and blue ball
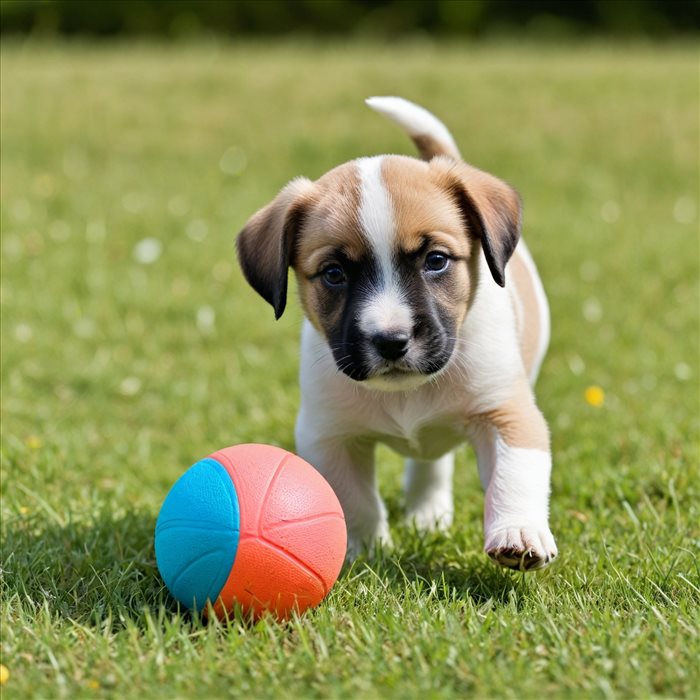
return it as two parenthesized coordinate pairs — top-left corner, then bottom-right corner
(155, 444), (346, 619)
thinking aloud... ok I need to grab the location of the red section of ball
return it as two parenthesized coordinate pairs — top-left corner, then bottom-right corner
(209, 444), (346, 619)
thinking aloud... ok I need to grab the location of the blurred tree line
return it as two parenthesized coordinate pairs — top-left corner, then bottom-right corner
(1, 0), (698, 38)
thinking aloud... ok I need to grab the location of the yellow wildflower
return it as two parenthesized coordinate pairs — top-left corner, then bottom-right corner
(585, 385), (605, 407)
(0, 664), (9, 685)
(25, 435), (42, 450)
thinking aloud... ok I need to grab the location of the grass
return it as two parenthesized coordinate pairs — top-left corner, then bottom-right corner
(1, 38), (698, 699)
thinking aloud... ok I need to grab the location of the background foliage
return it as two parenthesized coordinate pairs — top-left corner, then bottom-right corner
(1, 0), (699, 38)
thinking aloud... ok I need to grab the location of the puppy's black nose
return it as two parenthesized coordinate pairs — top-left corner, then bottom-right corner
(371, 332), (410, 361)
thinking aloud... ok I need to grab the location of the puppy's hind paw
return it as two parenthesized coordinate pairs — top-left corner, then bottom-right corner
(405, 498), (453, 533)
(485, 526), (557, 571)
(345, 524), (393, 562)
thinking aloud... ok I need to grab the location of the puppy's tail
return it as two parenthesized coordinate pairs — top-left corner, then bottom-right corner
(365, 96), (461, 161)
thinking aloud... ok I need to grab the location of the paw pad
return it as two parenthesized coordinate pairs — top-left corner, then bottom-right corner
(485, 526), (557, 572)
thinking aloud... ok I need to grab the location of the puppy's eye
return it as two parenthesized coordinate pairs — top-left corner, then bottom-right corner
(424, 252), (449, 273)
(322, 264), (347, 287)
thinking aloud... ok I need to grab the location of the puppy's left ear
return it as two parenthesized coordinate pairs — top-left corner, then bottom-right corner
(236, 177), (315, 319)
(432, 157), (522, 287)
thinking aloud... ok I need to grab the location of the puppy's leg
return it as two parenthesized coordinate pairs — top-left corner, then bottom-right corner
(469, 383), (557, 571)
(404, 453), (454, 531)
(296, 435), (390, 560)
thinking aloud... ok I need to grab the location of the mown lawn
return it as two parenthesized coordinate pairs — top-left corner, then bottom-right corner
(1, 39), (698, 699)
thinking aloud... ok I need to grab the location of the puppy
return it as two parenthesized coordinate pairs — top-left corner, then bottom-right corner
(237, 97), (557, 571)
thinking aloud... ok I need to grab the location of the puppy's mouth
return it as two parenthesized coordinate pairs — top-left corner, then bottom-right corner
(380, 367), (412, 378)
(376, 365), (425, 388)
(375, 362), (418, 378)
(331, 336), (455, 389)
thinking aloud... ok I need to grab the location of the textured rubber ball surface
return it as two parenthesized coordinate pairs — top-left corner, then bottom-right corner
(154, 458), (240, 611)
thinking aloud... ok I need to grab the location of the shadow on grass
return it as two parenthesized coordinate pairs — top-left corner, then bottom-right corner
(2, 508), (530, 631)
(2, 508), (174, 627)
(341, 531), (528, 609)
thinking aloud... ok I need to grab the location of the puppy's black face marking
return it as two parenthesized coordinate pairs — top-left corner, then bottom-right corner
(313, 246), (462, 385)
(391, 251), (458, 374)
(314, 251), (379, 381)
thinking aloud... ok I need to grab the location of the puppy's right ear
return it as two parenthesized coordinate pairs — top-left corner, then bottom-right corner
(236, 177), (315, 319)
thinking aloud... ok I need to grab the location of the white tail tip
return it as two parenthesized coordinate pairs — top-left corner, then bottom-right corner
(365, 96), (460, 160)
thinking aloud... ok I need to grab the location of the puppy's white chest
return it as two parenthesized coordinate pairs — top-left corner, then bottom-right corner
(354, 388), (469, 460)
(374, 416), (467, 461)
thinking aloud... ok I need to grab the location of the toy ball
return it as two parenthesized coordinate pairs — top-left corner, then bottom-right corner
(155, 444), (346, 619)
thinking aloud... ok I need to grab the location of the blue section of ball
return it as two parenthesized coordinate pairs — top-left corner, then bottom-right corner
(155, 458), (240, 610)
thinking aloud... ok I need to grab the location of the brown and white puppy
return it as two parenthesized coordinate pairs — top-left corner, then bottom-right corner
(237, 97), (557, 570)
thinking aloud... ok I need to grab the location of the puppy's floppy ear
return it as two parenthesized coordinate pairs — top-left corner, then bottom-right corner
(432, 157), (521, 287)
(236, 177), (315, 319)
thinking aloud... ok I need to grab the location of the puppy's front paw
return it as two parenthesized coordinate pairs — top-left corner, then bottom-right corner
(484, 525), (557, 571)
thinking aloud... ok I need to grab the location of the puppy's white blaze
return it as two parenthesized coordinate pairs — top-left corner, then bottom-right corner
(365, 96), (461, 160)
(356, 156), (394, 284)
(356, 156), (413, 335)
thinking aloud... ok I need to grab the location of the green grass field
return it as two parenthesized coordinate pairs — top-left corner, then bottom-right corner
(1, 40), (698, 699)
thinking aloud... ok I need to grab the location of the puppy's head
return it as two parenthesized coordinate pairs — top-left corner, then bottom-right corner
(237, 155), (520, 390)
